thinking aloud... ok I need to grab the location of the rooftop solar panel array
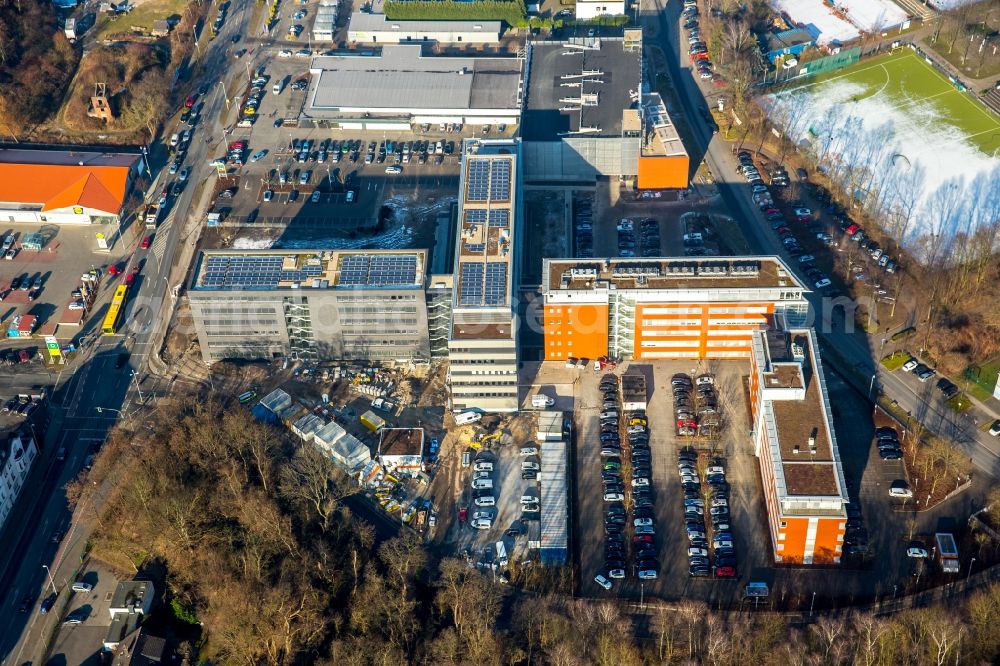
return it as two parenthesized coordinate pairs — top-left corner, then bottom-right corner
(338, 254), (418, 286)
(466, 160), (490, 202)
(490, 160), (511, 201)
(198, 255), (323, 290)
(459, 263), (484, 305)
(465, 209), (488, 225)
(488, 209), (509, 227)
(484, 262), (507, 305)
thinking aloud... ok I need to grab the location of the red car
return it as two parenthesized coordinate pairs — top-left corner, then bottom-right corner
(18, 350), (29, 364)
(633, 535), (654, 544)
(125, 268), (138, 286)
(845, 223), (860, 236)
(458, 507), (468, 522)
(185, 95), (195, 108)
(714, 566), (736, 578)
(108, 264), (122, 276)
(140, 235), (152, 250)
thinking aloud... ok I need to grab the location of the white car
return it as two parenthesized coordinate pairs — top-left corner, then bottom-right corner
(522, 461), (540, 472)
(385, 165), (402, 174)
(278, 49), (292, 57)
(706, 465), (724, 476)
(634, 517), (653, 527)
(695, 374), (714, 386)
(263, 190), (273, 202)
(638, 569), (659, 580)
(713, 540), (734, 550)
(907, 546), (929, 559)
(684, 506), (704, 516)
(472, 510), (494, 521)
(815, 279), (831, 289)
(631, 477), (650, 487)
(901, 359), (919, 372)
(594, 574), (613, 590)
(711, 498), (728, 508)
(474, 496), (495, 507)
(68, 301), (86, 310)
(520, 446), (539, 456)
(71, 582), (93, 593)
(889, 482), (913, 498)
(687, 547), (708, 558)
(608, 568), (626, 579)
(603, 492), (624, 502)
(680, 474), (699, 484)
(472, 518), (492, 530)
(798, 254), (815, 263)
(473, 470), (491, 481)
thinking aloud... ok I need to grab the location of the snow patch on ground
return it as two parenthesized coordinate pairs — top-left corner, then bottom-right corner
(770, 0), (860, 46)
(231, 237), (276, 249)
(928, 0), (979, 9)
(763, 78), (1000, 253)
(832, 0), (907, 33)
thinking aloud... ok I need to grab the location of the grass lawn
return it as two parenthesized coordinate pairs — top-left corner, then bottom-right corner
(963, 356), (1000, 403)
(946, 393), (973, 413)
(95, 0), (190, 40)
(923, 36), (1000, 82)
(784, 49), (1000, 157)
(881, 351), (911, 371)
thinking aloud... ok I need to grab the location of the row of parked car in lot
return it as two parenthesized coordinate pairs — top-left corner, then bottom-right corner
(616, 218), (661, 258)
(683, 1), (720, 85)
(678, 448), (737, 578)
(285, 137), (454, 167)
(595, 374), (659, 590)
(672, 372), (719, 437)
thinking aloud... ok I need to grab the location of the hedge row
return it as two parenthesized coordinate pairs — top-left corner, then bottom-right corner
(383, 0), (527, 26)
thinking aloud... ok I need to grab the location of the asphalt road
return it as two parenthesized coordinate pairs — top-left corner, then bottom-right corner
(0, 4), (255, 663)
(648, 0), (1000, 480)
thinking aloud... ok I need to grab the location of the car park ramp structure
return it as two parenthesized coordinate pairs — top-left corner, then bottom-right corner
(538, 414), (568, 565)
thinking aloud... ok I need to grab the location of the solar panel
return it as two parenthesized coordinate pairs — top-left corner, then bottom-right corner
(465, 209), (487, 225)
(338, 254), (418, 286)
(489, 159), (512, 201)
(466, 160), (490, 202)
(459, 263), (484, 305)
(484, 262), (507, 306)
(488, 209), (509, 227)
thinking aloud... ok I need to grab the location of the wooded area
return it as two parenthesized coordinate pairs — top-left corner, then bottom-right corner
(69, 397), (1000, 665)
(0, 0), (79, 128)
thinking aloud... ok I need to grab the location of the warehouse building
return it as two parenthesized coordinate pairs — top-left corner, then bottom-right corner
(749, 326), (848, 564)
(521, 32), (688, 189)
(305, 45), (523, 130)
(347, 12), (502, 44)
(0, 148), (144, 225)
(447, 139), (522, 412)
(188, 249), (430, 363)
(540, 256), (809, 361)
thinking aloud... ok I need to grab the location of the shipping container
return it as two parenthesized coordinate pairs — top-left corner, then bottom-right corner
(360, 410), (386, 432)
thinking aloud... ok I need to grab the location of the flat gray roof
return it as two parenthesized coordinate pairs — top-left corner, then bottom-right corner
(0, 148), (141, 168)
(309, 45), (522, 113)
(348, 12), (502, 35)
(523, 39), (641, 141)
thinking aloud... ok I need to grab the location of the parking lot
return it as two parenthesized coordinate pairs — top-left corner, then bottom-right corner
(45, 560), (120, 666)
(0, 226), (134, 357)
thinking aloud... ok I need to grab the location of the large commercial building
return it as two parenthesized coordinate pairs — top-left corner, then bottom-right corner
(347, 12), (502, 44)
(0, 148), (144, 225)
(447, 139), (522, 412)
(0, 430), (37, 530)
(574, 0), (626, 19)
(540, 256), (809, 361)
(749, 326), (848, 564)
(522, 34), (689, 189)
(305, 45), (524, 130)
(188, 249), (430, 364)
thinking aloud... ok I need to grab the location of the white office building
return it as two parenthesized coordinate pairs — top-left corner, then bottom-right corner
(0, 430), (38, 530)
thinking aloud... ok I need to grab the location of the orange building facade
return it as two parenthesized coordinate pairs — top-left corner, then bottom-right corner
(541, 257), (809, 362)
(749, 327), (848, 565)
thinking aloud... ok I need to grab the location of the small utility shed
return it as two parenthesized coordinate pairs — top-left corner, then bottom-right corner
(291, 413), (325, 442)
(315, 421), (372, 472)
(378, 427), (424, 476)
(252, 388), (292, 424)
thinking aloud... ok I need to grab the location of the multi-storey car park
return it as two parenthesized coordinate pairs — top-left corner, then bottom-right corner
(540, 256), (810, 361)
(188, 249), (431, 363)
(447, 138), (522, 412)
(749, 326), (849, 564)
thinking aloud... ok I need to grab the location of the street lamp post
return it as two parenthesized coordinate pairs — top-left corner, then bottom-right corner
(967, 557), (976, 584)
(131, 370), (145, 404)
(42, 564), (57, 593)
(809, 591), (816, 616)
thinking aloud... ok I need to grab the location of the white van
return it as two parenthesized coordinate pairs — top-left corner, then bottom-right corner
(473, 461), (494, 472)
(169, 133), (179, 147)
(455, 411), (482, 425)
(472, 478), (494, 490)
(272, 79), (284, 95)
(474, 495), (495, 507)
(531, 394), (555, 408)
(495, 541), (508, 567)
(520, 493), (537, 505)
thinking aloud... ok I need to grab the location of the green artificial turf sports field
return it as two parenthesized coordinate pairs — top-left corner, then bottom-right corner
(783, 49), (1000, 157)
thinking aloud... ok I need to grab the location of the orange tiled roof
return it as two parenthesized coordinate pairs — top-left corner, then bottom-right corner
(0, 163), (130, 214)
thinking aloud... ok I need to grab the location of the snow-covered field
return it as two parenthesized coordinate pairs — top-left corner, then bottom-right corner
(770, 0), (907, 46)
(832, 0), (907, 33)
(763, 78), (1000, 253)
(771, 0), (859, 46)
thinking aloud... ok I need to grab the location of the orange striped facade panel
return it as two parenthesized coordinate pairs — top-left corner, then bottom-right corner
(634, 303), (773, 359)
(637, 155), (690, 190)
(778, 517), (810, 564)
(812, 518), (846, 564)
(543, 304), (609, 360)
